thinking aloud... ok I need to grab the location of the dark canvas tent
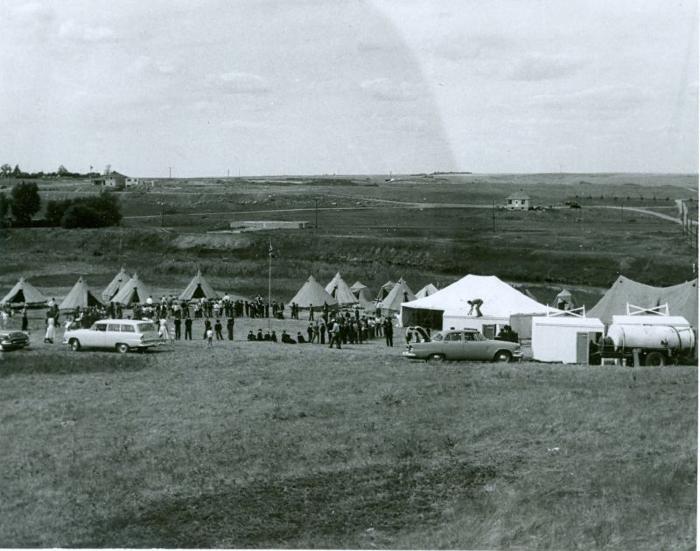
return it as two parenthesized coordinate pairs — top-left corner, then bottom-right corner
(112, 273), (151, 306)
(588, 276), (698, 326)
(59, 277), (102, 310)
(0, 278), (48, 307)
(102, 267), (128, 302)
(289, 276), (338, 309)
(179, 270), (219, 301)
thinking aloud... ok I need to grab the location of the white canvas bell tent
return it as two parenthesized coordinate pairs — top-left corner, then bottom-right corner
(179, 270), (219, 301)
(102, 267), (128, 302)
(59, 277), (103, 310)
(415, 283), (439, 299)
(0, 278), (48, 307)
(350, 281), (367, 293)
(379, 278), (415, 315)
(400, 274), (555, 334)
(112, 273), (151, 306)
(325, 272), (358, 306)
(376, 280), (395, 301)
(290, 276), (338, 310)
(350, 280), (375, 308)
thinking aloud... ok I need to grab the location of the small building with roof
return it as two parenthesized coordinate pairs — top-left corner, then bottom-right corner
(505, 191), (530, 210)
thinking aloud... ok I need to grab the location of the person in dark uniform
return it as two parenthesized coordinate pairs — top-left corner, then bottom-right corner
(227, 317), (234, 340)
(256, 329), (264, 341)
(309, 305), (314, 321)
(307, 323), (314, 343)
(214, 319), (223, 340)
(21, 308), (28, 331)
(247, 330), (256, 341)
(271, 330), (278, 342)
(203, 318), (212, 339)
(264, 331), (271, 341)
(174, 317), (181, 340)
(384, 317), (393, 347)
(184, 316), (192, 340)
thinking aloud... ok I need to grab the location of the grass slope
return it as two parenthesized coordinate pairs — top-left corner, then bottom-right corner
(0, 340), (695, 548)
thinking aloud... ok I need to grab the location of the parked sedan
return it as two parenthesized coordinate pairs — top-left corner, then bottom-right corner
(0, 330), (30, 351)
(403, 328), (521, 362)
(63, 319), (161, 353)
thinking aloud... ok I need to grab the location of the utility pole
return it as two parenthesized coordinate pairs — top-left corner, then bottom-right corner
(168, 166), (172, 180)
(315, 198), (319, 231)
(157, 200), (165, 227)
(268, 240), (273, 331)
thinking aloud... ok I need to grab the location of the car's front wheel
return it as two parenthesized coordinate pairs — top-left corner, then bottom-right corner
(70, 339), (81, 352)
(494, 350), (512, 363)
(116, 343), (129, 354)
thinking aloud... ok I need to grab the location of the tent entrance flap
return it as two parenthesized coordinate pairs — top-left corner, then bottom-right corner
(402, 307), (443, 330)
(192, 284), (206, 299)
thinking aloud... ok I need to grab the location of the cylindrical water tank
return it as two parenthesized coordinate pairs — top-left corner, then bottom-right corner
(606, 324), (695, 351)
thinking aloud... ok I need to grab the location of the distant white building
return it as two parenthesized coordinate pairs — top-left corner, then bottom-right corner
(125, 177), (141, 188)
(505, 191), (530, 210)
(93, 171), (126, 190)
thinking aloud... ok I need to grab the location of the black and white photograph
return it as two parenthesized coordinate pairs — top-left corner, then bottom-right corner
(0, 0), (697, 548)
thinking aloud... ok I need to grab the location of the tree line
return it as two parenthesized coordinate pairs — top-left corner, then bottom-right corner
(0, 164), (102, 179)
(0, 182), (122, 229)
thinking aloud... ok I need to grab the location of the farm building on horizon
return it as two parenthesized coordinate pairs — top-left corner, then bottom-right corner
(93, 171), (127, 190)
(505, 191), (530, 210)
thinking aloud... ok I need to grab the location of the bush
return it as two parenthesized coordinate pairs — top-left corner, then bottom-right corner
(61, 204), (104, 228)
(48, 192), (122, 228)
(10, 182), (40, 226)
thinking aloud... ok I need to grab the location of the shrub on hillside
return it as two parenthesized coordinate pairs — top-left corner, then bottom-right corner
(47, 192), (122, 228)
(10, 182), (41, 226)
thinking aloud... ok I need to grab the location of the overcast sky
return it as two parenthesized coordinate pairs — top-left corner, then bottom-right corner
(0, 0), (697, 176)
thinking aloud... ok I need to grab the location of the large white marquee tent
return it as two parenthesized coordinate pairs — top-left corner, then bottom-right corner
(400, 274), (556, 335)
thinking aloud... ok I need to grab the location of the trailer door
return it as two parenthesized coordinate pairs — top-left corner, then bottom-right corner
(576, 332), (589, 365)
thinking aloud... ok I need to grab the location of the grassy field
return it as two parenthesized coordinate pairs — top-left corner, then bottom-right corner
(0, 173), (697, 307)
(0, 326), (696, 548)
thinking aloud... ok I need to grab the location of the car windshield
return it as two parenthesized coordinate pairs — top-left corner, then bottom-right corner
(137, 322), (157, 333)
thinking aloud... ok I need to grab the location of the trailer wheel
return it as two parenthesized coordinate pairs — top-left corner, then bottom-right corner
(645, 351), (666, 367)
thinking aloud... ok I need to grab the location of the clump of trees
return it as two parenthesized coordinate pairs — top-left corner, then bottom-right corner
(0, 182), (121, 228)
(8, 182), (41, 226)
(46, 193), (122, 228)
(0, 163), (100, 179)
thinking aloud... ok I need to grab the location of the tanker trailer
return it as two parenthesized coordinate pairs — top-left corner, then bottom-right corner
(604, 315), (696, 366)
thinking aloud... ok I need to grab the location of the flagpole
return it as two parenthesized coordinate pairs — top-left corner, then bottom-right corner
(268, 240), (272, 332)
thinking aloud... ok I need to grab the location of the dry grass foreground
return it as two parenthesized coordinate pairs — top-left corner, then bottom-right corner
(0, 334), (696, 548)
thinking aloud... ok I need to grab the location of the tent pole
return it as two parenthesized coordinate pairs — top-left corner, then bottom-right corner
(268, 240), (272, 332)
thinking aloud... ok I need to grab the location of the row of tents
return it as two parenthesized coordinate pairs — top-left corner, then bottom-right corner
(289, 273), (439, 314)
(1, 269), (697, 332)
(0, 269), (220, 311)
